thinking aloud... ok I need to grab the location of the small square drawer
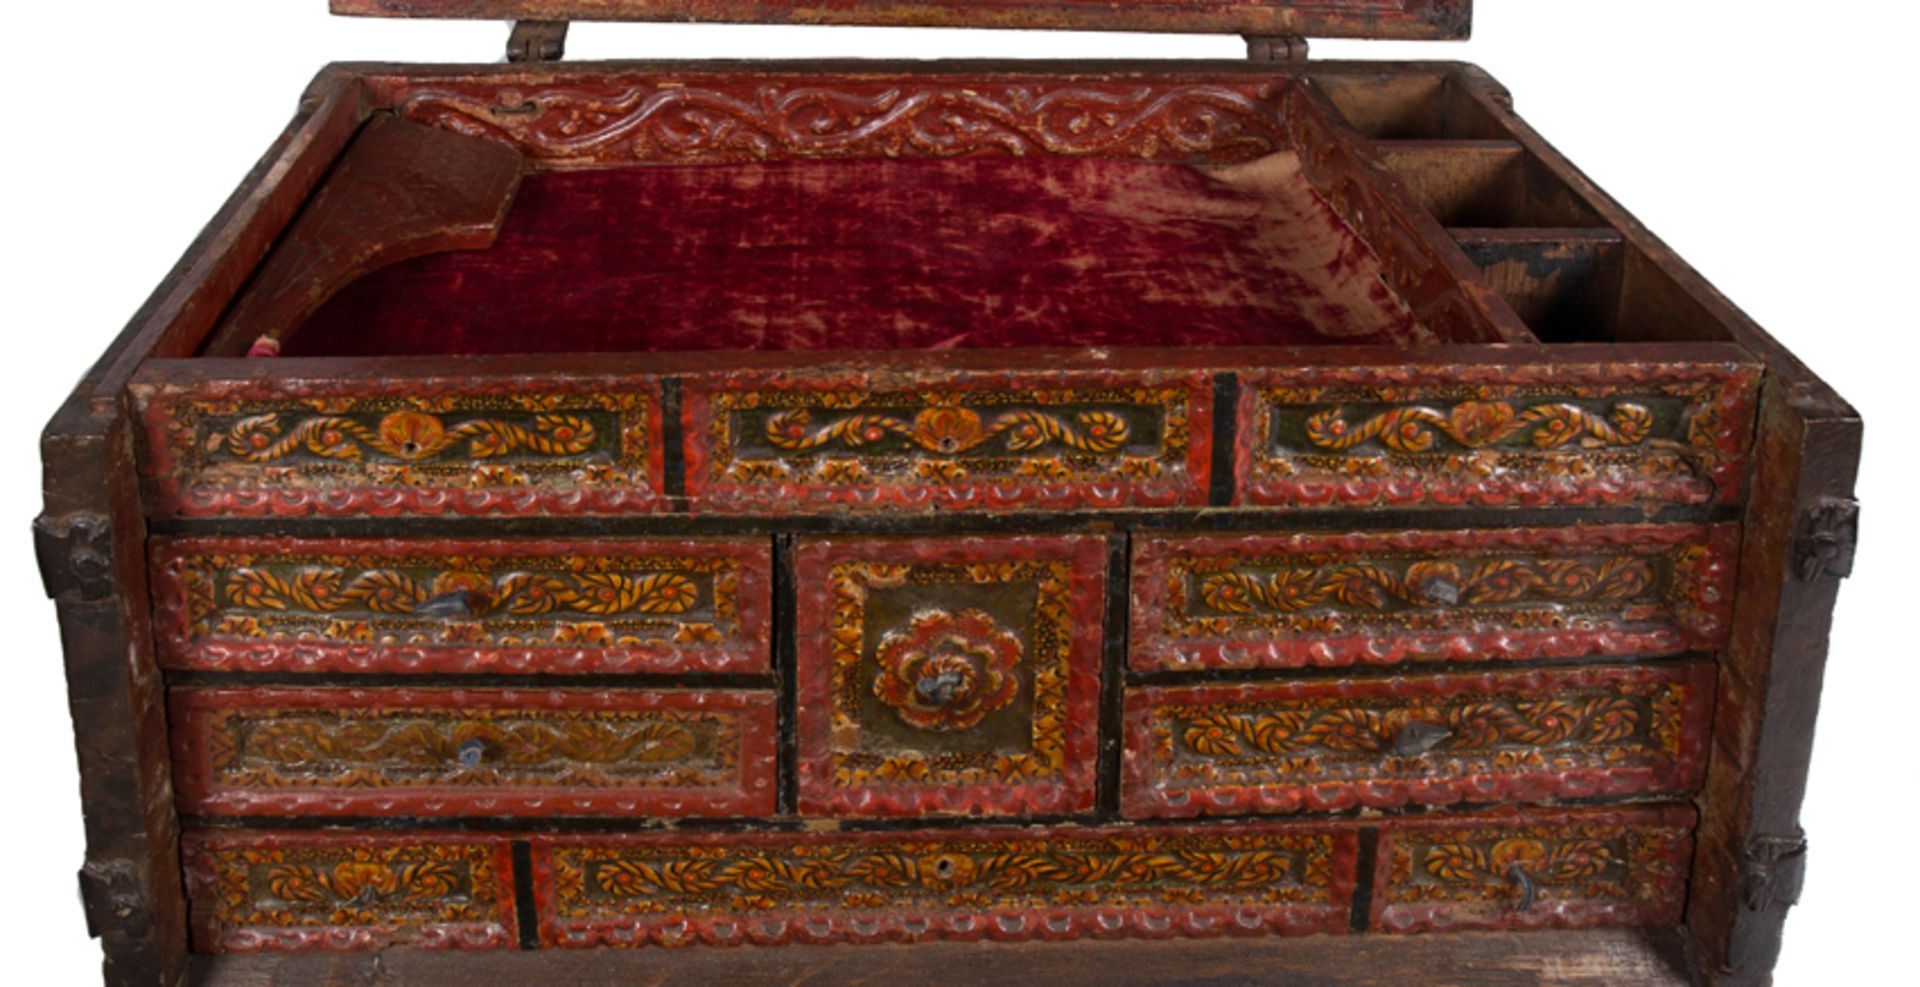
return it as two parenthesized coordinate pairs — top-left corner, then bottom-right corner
(171, 687), (776, 818)
(1372, 804), (1695, 932)
(182, 830), (519, 953)
(533, 822), (1356, 947)
(1131, 524), (1737, 672)
(793, 534), (1108, 817)
(151, 536), (771, 675)
(1122, 661), (1712, 819)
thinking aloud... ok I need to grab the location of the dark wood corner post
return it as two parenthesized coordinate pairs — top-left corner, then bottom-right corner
(37, 398), (188, 987)
(1688, 367), (1861, 986)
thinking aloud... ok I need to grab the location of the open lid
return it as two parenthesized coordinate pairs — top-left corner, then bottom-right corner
(330, 1), (1472, 40)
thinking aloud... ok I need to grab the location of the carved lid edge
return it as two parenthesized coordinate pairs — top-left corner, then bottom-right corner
(329, 1), (1474, 41)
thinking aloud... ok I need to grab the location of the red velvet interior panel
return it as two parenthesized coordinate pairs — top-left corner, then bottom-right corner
(282, 153), (1432, 357)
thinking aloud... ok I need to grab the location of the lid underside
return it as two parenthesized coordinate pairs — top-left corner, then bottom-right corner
(330, 1), (1473, 40)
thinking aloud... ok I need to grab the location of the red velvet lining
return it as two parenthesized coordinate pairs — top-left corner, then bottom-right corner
(282, 153), (1431, 357)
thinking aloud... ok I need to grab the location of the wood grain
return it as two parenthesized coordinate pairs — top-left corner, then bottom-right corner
(328, 0), (1475, 40)
(193, 928), (1691, 986)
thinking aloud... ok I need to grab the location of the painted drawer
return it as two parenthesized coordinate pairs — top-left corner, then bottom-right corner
(1236, 357), (1759, 508)
(1372, 805), (1696, 932)
(182, 830), (518, 952)
(151, 536), (770, 674)
(1122, 661), (1712, 819)
(793, 535), (1109, 817)
(532, 822), (1357, 947)
(1130, 524), (1737, 672)
(133, 372), (665, 517)
(171, 687), (777, 817)
(683, 367), (1213, 511)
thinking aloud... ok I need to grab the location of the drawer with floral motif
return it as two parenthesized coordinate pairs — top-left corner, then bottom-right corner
(150, 536), (772, 675)
(791, 533), (1110, 818)
(1122, 662), (1713, 819)
(531, 822), (1358, 947)
(181, 830), (520, 953)
(1130, 525), (1738, 672)
(1370, 804), (1696, 933)
(170, 686), (778, 818)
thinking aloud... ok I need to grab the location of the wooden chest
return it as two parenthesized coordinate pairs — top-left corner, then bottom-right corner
(35, 2), (1861, 984)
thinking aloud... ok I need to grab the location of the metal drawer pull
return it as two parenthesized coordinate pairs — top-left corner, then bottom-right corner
(416, 590), (476, 617)
(1391, 721), (1453, 758)
(456, 739), (486, 769)
(1506, 863), (1537, 913)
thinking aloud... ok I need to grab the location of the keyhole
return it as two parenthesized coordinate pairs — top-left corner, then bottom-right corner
(934, 859), (957, 880)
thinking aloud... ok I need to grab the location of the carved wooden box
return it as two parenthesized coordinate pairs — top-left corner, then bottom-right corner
(35, 2), (1860, 985)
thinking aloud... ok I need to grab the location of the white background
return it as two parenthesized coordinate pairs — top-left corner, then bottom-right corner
(2, 0), (1909, 981)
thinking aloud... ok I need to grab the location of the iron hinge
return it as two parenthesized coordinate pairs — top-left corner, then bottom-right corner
(34, 512), (113, 602)
(1794, 496), (1859, 581)
(77, 859), (151, 942)
(1742, 834), (1808, 911)
(1244, 35), (1310, 62)
(508, 20), (569, 63)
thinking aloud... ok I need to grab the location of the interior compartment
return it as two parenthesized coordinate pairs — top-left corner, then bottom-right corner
(278, 152), (1438, 357)
(1311, 74), (1510, 141)
(1451, 230), (1729, 344)
(1453, 230), (1625, 342)
(1378, 141), (1607, 228)
(197, 73), (1543, 359)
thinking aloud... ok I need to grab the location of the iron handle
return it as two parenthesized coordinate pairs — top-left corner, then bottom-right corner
(1506, 863), (1537, 913)
(417, 590), (476, 618)
(1391, 721), (1453, 758)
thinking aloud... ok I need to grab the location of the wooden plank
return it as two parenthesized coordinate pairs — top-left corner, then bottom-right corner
(193, 928), (1691, 987)
(204, 116), (523, 358)
(328, 0), (1475, 40)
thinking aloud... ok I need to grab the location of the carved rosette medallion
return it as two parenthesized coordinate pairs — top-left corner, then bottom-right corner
(684, 372), (1211, 511)
(1237, 359), (1759, 508)
(536, 824), (1357, 947)
(182, 833), (517, 952)
(1373, 807), (1695, 932)
(872, 610), (1022, 732)
(794, 536), (1107, 816)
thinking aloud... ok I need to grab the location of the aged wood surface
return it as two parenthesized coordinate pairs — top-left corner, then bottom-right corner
(38, 67), (373, 987)
(204, 116), (523, 358)
(40, 57), (1857, 987)
(329, 0), (1474, 39)
(192, 928), (1690, 986)
(1442, 67), (1862, 985)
